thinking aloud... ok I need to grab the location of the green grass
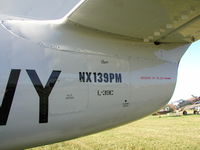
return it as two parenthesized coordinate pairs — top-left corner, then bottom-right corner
(28, 114), (200, 150)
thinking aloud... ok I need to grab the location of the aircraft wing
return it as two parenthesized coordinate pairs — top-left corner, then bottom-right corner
(183, 103), (200, 110)
(68, 0), (200, 43)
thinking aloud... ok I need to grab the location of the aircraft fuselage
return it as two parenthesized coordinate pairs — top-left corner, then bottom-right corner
(0, 20), (190, 149)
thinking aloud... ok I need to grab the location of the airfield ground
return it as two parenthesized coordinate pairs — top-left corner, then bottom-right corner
(28, 114), (200, 150)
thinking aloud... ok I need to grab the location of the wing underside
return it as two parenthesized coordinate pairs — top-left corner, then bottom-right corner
(68, 0), (200, 43)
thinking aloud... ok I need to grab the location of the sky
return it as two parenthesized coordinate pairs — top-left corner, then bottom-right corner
(170, 40), (200, 102)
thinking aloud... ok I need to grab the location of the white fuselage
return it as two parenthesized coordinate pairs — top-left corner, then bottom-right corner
(0, 19), (190, 150)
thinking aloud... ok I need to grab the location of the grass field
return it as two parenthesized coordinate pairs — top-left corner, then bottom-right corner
(28, 114), (200, 150)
